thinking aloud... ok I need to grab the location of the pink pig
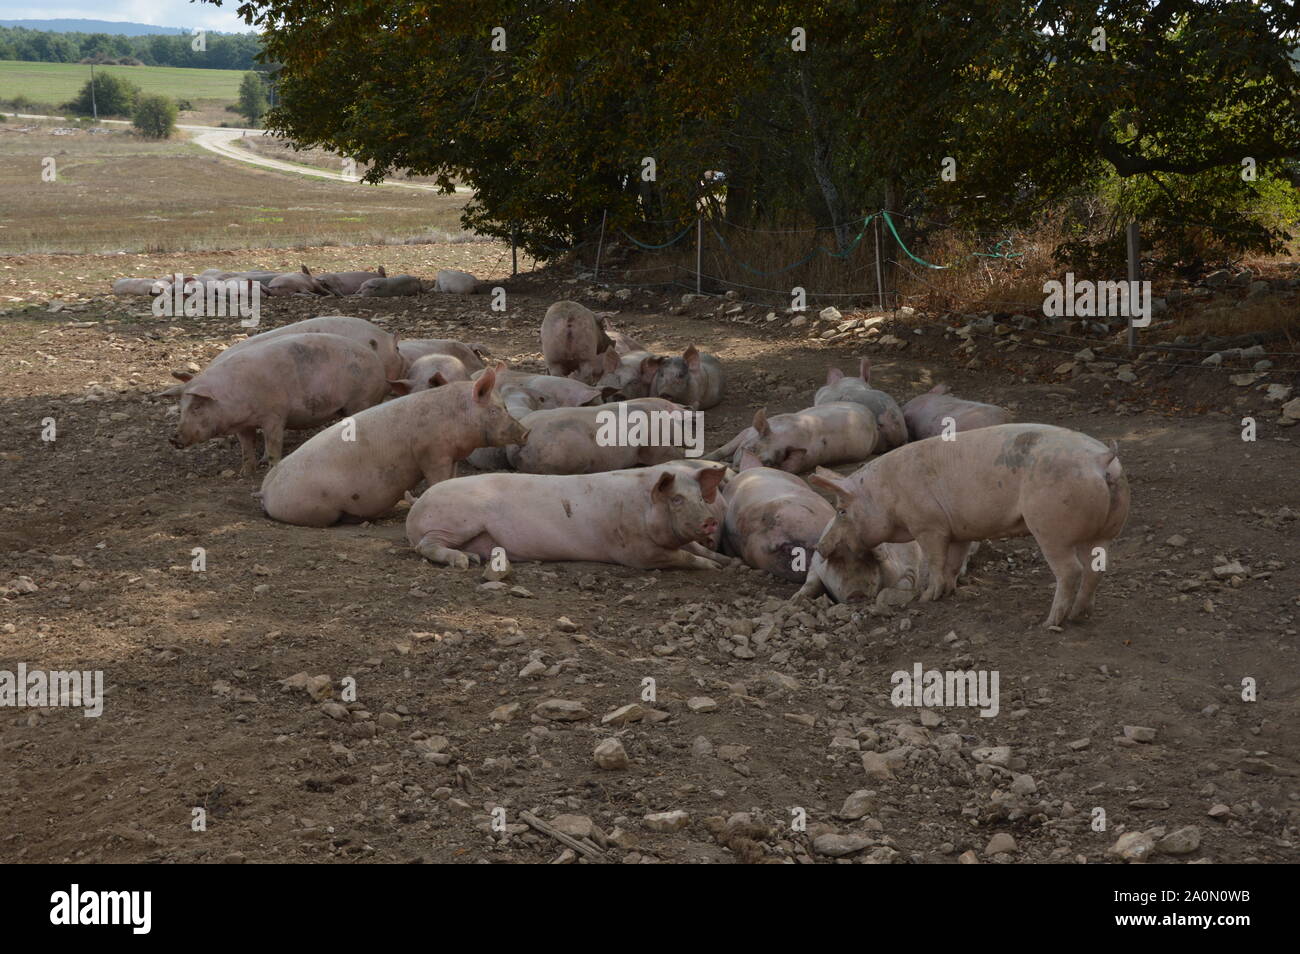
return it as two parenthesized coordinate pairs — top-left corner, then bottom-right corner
(540, 300), (614, 383)
(901, 384), (1011, 441)
(814, 358), (908, 451)
(707, 403), (878, 473)
(719, 451), (834, 581)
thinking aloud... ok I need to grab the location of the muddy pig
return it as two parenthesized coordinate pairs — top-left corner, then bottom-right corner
(719, 451), (833, 581)
(541, 300), (613, 383)
(707, 403), (877, 473)
(815, 358), (908, 451)
(259, 368), (526, 526)
(646, 345), (724, 410)
(808, 423), (1129, 627)
(406, 463), (727, 570)
(170, 332), (390, 476)
(902, 384), (1011, 441)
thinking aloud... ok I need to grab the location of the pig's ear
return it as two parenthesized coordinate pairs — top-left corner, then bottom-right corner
(600, 386), (624, 402)
(825, 367), (844, 386)
(639, 355), (662, 383)
(651, 470), (677, 501)
(171, 369), (194, 382)
(184, 383), (219, 402)
(859, 358), (871, 383)
(753, 407), (770, 436)
(300, 265), (312, 275)
(389, 379), (413, 396)
(683, 345), (701, 371)
(807, 467), (851, 498)
(473, 367), (498, 403)
(603, 348), (621, 372)
(695, 466), (726, 503)
(431, 372), (449, 388)
(737, 449), (763, 471)
(378, 266), (387, 277)
(782, 448), (809, 473)
(931, 383), (949, 395)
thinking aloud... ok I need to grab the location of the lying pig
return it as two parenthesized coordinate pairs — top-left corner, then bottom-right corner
(398, 338), (485, 373)
(660, 458), (734, 553)
(406, 463), (727, 570)
(390, 353), (472, 394)
(358, 274), (423, 297)
(267, 265), (334, 297)
(594, 347), (659, 400)
(815, 358), (908, 451)
(807, 423), (1130, 627)
(113, 277), (169, 296)
(259, 368), (525, 526)
(647, 345), (724, 410)
(719, 451), (833, 582)
(508, 398), (690, 474)
(541, 300), (613, 382)
(434, 269), (478, 294)
(602, 318), (648, 355)
(707, 403), (878, 473)
(316, 267), (386, 296)
(169, 333), (390, 476)
(902, 384), (1011, 441)
(165, 315), (404, 387)
(474, 368), (604, 409)
(796, 531), (975, 605)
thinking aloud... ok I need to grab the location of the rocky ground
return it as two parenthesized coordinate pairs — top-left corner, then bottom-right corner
(0, 246), (1296, 863)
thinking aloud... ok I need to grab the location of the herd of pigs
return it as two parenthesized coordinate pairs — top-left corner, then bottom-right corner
(113, 265), (478, 298)
(156, 299), (1131, 630)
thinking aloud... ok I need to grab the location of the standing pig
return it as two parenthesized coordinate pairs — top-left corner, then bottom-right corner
(541, 300), (613, 383)
(646, 345), (724, 410)
(406, 463), (727, 570)
(266, 265), (334, 297)
(807, 423), (1129, 627)
(399, 338), (486, 373)
(815, 358), (908, 451)
(508, 398), (691, 474)
(390, 354), (471, 393)
(719, 451), (834, 581)
(169, 333), (390, 476)
(902, 384), (1011, 441)
(707, 403), (878, 473)
(316, 267), (386, 296)
(258, 368), (526, 526)
(358, 274), (424, 297)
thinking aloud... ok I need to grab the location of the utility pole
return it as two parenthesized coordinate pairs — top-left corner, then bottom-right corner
(89, 63), (98, 121)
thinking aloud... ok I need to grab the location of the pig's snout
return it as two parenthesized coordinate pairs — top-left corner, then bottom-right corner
(700, 517), (718, 537)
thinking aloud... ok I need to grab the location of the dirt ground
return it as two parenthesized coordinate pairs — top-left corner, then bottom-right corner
(0, 245), (1296, 864)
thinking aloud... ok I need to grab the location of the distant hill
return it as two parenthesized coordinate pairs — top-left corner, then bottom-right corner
(0, 20), (191, 36)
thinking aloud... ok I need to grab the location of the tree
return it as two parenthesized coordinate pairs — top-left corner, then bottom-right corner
(237, 71), (269, 126)
(65, 71), (139, 117)
(132, 94), (178, 139)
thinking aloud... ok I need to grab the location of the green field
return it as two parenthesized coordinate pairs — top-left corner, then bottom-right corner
(0, 59), (246, 107)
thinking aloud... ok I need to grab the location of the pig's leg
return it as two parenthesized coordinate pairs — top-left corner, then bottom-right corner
(260, 418), (286, 468)
(943, 541), (970, 593)
(916, 531), (952, 601)
(794, 566), (826, 601)
(684, 542), (729, 566)
(413, 531), (480, 570)
(546, 361), (569, 377)
(1067, 540), (1106, 621)
(1038, 537), (1084, 628)
(236, 428), (259, 477)
(655, 548), (724, 571)
(420, 457), (455, 490)
(705, 428), (752, 462)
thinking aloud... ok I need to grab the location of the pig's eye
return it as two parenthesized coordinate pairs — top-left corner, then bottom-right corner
(672, 495), (685, 505)
(836, 508), (847, 516)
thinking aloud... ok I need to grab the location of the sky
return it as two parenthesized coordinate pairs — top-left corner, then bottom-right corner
(0, 1), (253, 33)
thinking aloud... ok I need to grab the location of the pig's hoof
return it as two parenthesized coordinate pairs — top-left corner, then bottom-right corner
(1045, 623), (1064, 633)
(448, 553), (470, 570)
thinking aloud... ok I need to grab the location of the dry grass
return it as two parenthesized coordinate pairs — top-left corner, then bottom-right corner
(0, 121), (469, 254)
(1173, 294), (1300, 344)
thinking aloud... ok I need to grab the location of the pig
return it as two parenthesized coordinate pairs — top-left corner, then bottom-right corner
(807, 423), (1130, 627)
(169, 332), (390, 476)
(112, 277), (169, 296)
(406, 463), (727, 571)
(507, 398), (690, 474)
(646, 345), (724, 410)
(474, 368), (604, 409)
(266, 265), (335, 297)
(390, 354), (471, 394)
(316, 267), (386, 296)
(258, 368), (526, 526)
(719, 451), (833, 581)
(358, 274), (424, 297)
(814, 358), (908, 451)
(902, 384), (1011, 441)
(659, 458), (734, 552)
(398, 338), (486, 373)
(707, 403), (878, 473)
(166, 315), (404, 387)
(594, 347), (660, 400)
(540, 300), (614, 383)
(434, 269), (478, 294)
(796, 532), (976, 605)
(602, 318), (648, 355)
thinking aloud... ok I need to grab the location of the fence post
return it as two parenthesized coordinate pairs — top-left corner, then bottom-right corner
(696, 216), (703, 295)
(511, 227), (518, 278)
(874, 214), (885, 312)
(593, 210), (608, 281)
(1126, 222), (1140, 352)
